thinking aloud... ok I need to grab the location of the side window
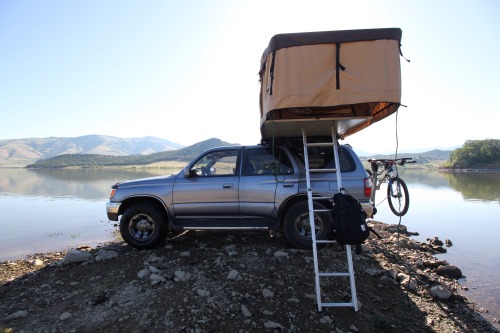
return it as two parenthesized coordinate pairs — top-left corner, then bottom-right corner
(191, 150), (239, 177)
(244, 148), (293, 176)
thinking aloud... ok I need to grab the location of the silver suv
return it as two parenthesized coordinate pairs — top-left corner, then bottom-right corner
(106, 139), (373, 249)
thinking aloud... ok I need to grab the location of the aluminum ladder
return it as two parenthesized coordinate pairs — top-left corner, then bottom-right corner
(302, 123), (359, 312)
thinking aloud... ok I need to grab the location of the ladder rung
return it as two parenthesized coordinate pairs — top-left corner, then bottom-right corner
(320, 302), (356, 308)
(309, 168), (337, 173)
(313, 209), (330, 213)
(319, 272), (351, 277)
(315, 240), (335, 244)
(307, 142), (333, 147)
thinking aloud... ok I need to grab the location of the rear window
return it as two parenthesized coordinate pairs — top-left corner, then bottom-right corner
(283, 139), (356, 172)
(302, 146), (355, 172)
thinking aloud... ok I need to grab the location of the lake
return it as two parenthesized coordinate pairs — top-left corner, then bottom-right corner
(0, 167), (498, 326)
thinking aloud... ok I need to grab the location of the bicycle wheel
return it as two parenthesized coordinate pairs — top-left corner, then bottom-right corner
(387, 177), (410, 216)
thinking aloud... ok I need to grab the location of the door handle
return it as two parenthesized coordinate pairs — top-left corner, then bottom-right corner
(283, 183), (294, 188)
(223, 184), (234, 189)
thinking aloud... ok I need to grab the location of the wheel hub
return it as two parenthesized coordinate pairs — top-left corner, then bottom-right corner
(136, 218), (150, 232)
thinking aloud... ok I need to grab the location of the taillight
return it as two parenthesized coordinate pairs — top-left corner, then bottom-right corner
(109, 188), (116, 199)
(364, 177), (372, 197)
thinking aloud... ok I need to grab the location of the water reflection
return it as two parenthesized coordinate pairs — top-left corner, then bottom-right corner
(0, 168), (182, 200)
(399, 169), (500, 202)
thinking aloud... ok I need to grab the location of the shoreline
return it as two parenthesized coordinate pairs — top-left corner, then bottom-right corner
(1, 221), (499, 332)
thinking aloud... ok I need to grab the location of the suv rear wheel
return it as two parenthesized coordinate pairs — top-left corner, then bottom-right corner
(120, 203), (167, 249)
(283, 201), (333, 249)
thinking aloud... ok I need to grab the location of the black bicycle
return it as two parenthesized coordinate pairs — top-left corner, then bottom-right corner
(367, 157), (416, 217)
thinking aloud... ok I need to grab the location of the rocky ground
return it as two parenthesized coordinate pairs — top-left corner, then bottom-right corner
(1, 221), (498, 333)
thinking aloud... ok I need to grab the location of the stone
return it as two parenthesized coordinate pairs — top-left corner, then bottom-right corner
(59, 312), (72, 321)
(197, 289), (210, 297)
(95, 249), (118, 262)
(137, 269), (149, 279)
(264, 321), (285, 329)
(4, 310), (28, 321)
(262, 288), (274, 298)
(148, 265), (162, 274)
(241, 304), (252, 317)
(273, 250), (289, 258)
(429, 285), (452, 300)
(62, 249), (92, 265)
(227, 269), (239, 280)
(31, 259), (44, 266)
(174, 270), (191, 282)
(436, 265), (462, 279)
(150, 273), (166, 285)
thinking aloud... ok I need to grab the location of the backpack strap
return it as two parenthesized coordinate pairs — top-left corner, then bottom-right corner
(368, 227), (382, 239)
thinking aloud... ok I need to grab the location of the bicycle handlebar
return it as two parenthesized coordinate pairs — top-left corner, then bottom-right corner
(367, 157), (416, 165)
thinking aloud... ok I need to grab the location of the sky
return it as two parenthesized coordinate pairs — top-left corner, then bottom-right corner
(1, 0), (499, 154)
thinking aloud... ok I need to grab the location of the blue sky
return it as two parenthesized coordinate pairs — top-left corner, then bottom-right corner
(1, 0), (499, 154)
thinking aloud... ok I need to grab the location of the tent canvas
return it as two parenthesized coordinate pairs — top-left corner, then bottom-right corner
(259, 28), (403, 140)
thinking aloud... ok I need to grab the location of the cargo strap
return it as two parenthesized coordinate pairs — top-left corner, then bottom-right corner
(336, 43), (346, 90)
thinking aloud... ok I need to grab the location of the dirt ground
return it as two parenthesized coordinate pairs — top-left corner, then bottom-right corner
(1, 222), (498, 333)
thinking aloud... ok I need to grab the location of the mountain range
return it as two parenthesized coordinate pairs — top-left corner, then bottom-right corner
(0, 135), (453, 168)
(0, 135), (184, 167)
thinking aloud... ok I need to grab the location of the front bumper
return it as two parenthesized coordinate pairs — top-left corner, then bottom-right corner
(106, 202), (121, 221)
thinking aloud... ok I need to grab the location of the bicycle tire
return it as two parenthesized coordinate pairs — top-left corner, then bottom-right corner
(387, 177), (410, 216)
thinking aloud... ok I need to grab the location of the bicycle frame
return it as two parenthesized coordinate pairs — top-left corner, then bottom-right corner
(368, 157), (415, 217)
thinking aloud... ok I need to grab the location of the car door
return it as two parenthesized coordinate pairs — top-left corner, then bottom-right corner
(239, 147), (298, 218)
(172, 149), (241, 219)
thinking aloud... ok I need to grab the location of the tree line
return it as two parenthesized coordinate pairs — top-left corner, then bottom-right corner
(445, 139), (499, 169)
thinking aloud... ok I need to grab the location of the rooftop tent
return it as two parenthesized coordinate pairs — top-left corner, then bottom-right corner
(259, 28), (403, 140)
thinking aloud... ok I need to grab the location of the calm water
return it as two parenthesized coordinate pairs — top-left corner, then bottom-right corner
(0, 168), (498, 325)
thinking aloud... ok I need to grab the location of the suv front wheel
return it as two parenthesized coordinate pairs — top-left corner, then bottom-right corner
(120, 203), (168, 249)
(284, 201), (333, 249)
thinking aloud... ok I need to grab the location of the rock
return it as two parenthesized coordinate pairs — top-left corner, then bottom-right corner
(436, 265), (462, 279)
(148, 265), (162, 274)
(400, 276), (417, 293)
(95, 249), (118, 262)
(264, 321), (285, 329)
(349, 324), (359, 332)
(387, 269), (399, 280)
(445, 239), (453, 247)
(227, 269), (240, 280)
(62, 249), (92, 265)
(137, 268), (149, 279)
(31, 259), (44, 266)
(262, 288), (274, 298)
(432, 246), (447, 253)
(59, 311), (72, 321)
(150, 273), (166, 285)
(273, 250), (288, 258)
(4, 310), (28, 321)
(241, 304), (252, 317)
(429, 237), (444, 246)
(429, 285), (452, 300)
(364, 268), (384, 276)
(197, 289), (210, 297)
(174, 270), (191, 282)
(319, 315), (333, 324)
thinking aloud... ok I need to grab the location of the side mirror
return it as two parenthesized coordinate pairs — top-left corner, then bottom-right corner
(183, 166), (191, 177)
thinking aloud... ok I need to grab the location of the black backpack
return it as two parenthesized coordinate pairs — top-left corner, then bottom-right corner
(331, 191), (380, 253)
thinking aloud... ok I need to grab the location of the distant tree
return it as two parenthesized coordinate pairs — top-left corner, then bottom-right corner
(447, 139), (500, 168)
